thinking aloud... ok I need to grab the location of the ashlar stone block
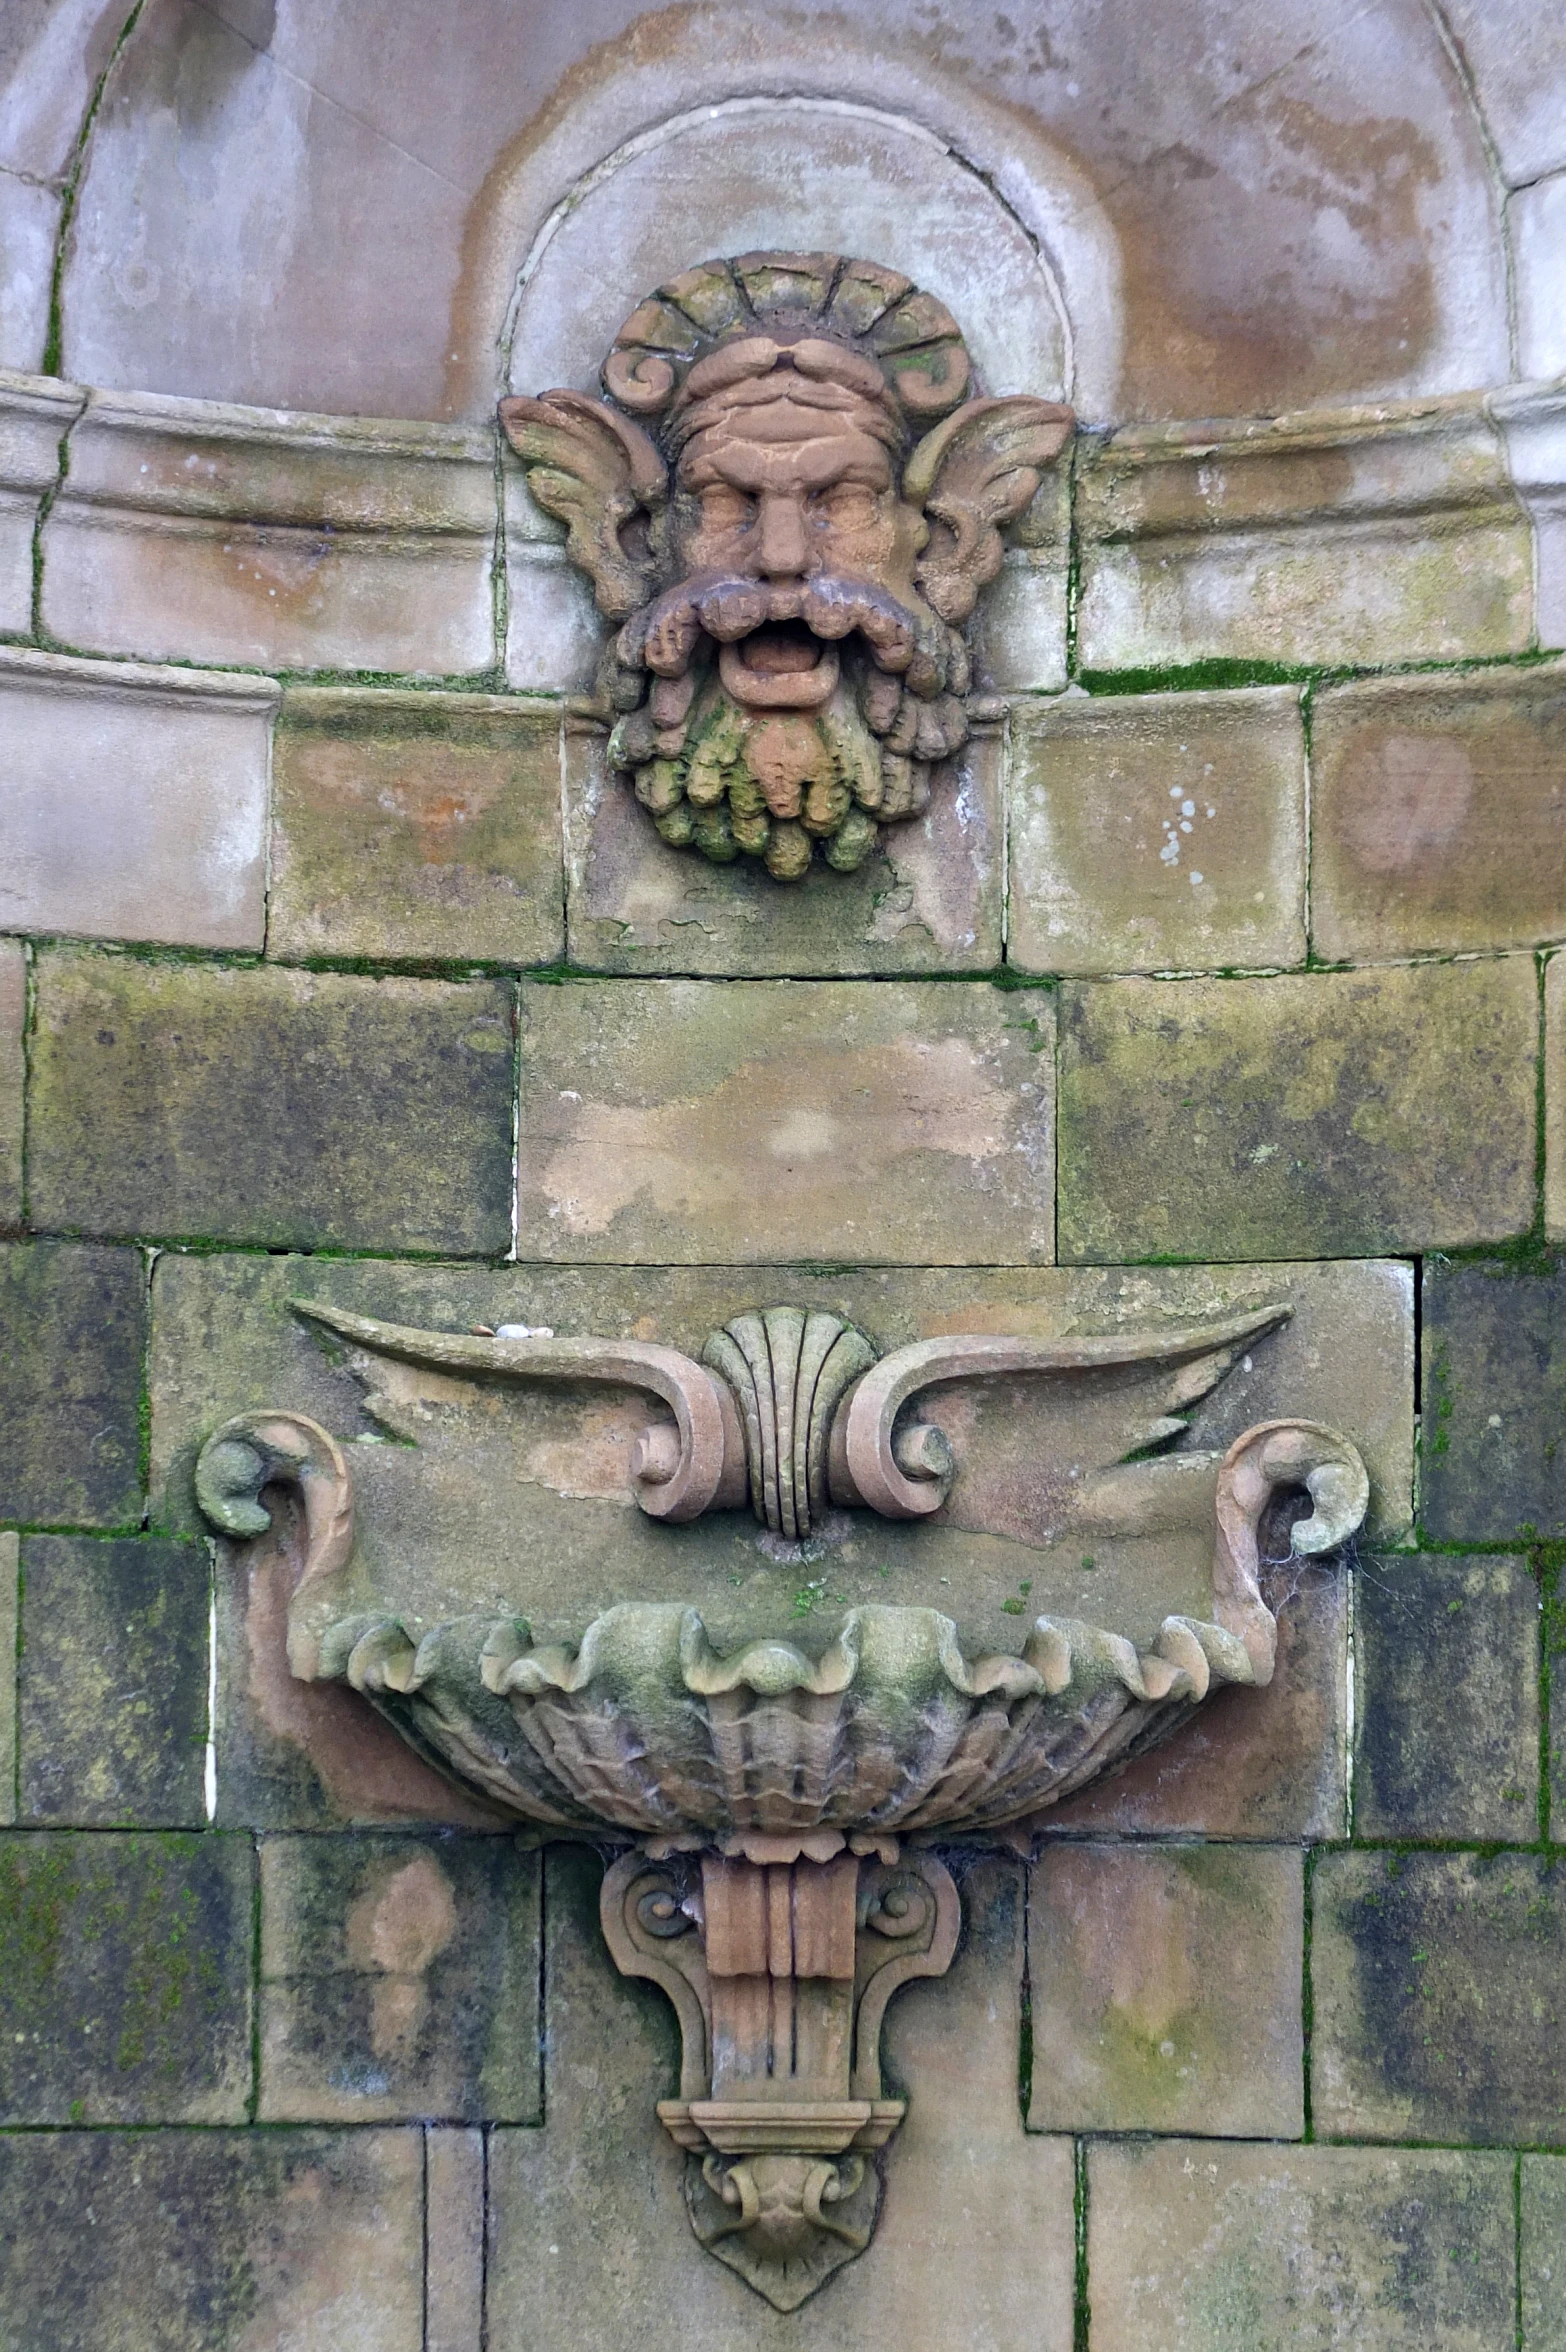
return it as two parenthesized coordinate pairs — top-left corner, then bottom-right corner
(1009, 685), (1307, 976)
(1312, 1850), (1566, 2145)
(0, 371), (81, 636)
(517, 978), (1055, 1264)
(1549, 954), (1566, 1243)
(29, 951), (515, 1254)
(1354, 1553), (1540, 1839)
(1495, 382), (1566, 655)
(0, 1534), (15, 1828)
(1045, 1548), (1349, 1839)
(487, 1847), (1074, 2352)
(0, 1829), (253, 2123)
(0, 1239), (146, 1529)
(1029, 1842), (1303, 2136)
(1077, 398), (1533, 674)
(270, 687), (565, 966)
(0, 2127), (425, 2352)
(259, 1833), (541, 2123)
(0, 935), (22, 1228)
(1088, 2140), (1516, 2352)
(1058, 959), (1538, 1262)
(564, 724), (1003, 977)
(1523, 2157), (1566, 2352)
(0, 647), (277, 951)
(18, 1535), (210, 1828)
(42, 388), (498, 676)
(428, 2128), (486, 2352)
(1422, 1256), (1566, 1544)
(1310, 661), (1566, 960)
(1515, 171), (1566, 383)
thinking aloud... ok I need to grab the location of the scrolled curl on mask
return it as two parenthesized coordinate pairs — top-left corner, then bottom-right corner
(500, 252), (1074, 880)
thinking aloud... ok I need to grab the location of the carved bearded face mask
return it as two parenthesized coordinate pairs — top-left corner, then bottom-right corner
(501, 252), (1073, 880)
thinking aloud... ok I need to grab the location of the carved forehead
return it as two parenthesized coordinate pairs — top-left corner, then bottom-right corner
(680, 416), (896, 495)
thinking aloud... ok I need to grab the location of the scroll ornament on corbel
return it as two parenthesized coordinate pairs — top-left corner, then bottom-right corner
(195, 1299), (1369, 2308)
(498, 249), (1074, 881)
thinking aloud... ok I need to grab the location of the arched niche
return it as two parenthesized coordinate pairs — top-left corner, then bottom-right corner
(500, 97), (1099, 408)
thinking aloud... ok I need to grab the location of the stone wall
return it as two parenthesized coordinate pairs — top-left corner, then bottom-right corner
(3, 3), (1566, 2346)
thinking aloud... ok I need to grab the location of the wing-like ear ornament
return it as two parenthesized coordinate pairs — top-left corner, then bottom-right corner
(499, 389), (669, 621)
(904, 394), (1075, 625)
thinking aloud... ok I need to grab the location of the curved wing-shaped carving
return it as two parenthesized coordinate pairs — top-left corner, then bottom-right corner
(194, 1411), (354, 1678)
(498, 388), (668, 621)
(1212, 1418), (1370, 1680)
(904, 395), (1075, 624)
(293, 1300), (746, 1522)
(832, 1303), (1292, 1519)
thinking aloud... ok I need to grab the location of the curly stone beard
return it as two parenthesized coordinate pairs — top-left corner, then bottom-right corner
(602, 574), (973, 881)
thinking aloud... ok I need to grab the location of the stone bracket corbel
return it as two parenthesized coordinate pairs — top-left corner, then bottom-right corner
(599, 1844), (959, 2310)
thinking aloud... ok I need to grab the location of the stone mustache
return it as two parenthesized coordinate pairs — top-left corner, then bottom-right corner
(196, 1300), (1366, 2311)
(500, 252), (1073, 878)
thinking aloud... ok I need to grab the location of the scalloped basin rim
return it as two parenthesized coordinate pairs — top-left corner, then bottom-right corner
(301, 1597), (1271, 1843)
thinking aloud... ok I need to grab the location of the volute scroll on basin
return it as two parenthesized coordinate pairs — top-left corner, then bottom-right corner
(195, 1290), (1368, 2310)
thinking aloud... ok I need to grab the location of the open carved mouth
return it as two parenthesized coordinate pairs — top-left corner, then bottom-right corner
(718, 619), (840, 710)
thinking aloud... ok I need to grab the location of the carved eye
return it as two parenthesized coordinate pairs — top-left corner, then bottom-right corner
(700, 485), (757, 534)
(811, 484), (878, 530)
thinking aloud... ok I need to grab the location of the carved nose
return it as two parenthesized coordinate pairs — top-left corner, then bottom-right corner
(756, 495), (808, 578)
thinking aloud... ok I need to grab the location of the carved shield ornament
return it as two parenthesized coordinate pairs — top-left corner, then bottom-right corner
(499, 252), (1073, 879)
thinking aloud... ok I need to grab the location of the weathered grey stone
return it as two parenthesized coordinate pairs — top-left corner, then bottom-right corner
(55, 1), (1510, 427)
(1046, 1548), (1349, 1837)
(0, 1239), (146, 1529)
(0, 935), (22, 1228)
(1077, 398), (1532, 675)
(488, 1847), (1073, 2352)
(29, 951), (514, 1253)
(0, 1534), (15, 1829)
(1494, 382), (1566, 655)
(0, 2127), (425, 2352)
(0, 181), (55, 379)
(564, 726), (1003, 977)
(1309, 661), (1566, 960)
(0, 1829), (253, 2122)
(0, 372), (80, 633)
(18, 1535), (209, 1828)
(1514, 172), (1566, 384)
(1549, 955), (1566, 1242)
(1089, 2140), (1516, 2351)
(270, 688), (564, 966)
(501, 536), (602, 696)
(42, 388), (498, 675)
(1523, 2157), (1566, 2352)
(1438, 0), (1566, 185)
(1058, 960), (1538, 1262)
(259, 1833), (541, 2122)
(1421, 1256), (1566, 1544)
(968, 546), (1069, 693)
(1029, 1842), (1303, 2136)
(1355, 1552), (1540, 1839)
(0, 647), (277, 950)
(517, 978), (1054, 1264)
(1009, 686), (1306, 975)
(427, 2127), (486, 2352)
(1312, 1850), (1566, 2144)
